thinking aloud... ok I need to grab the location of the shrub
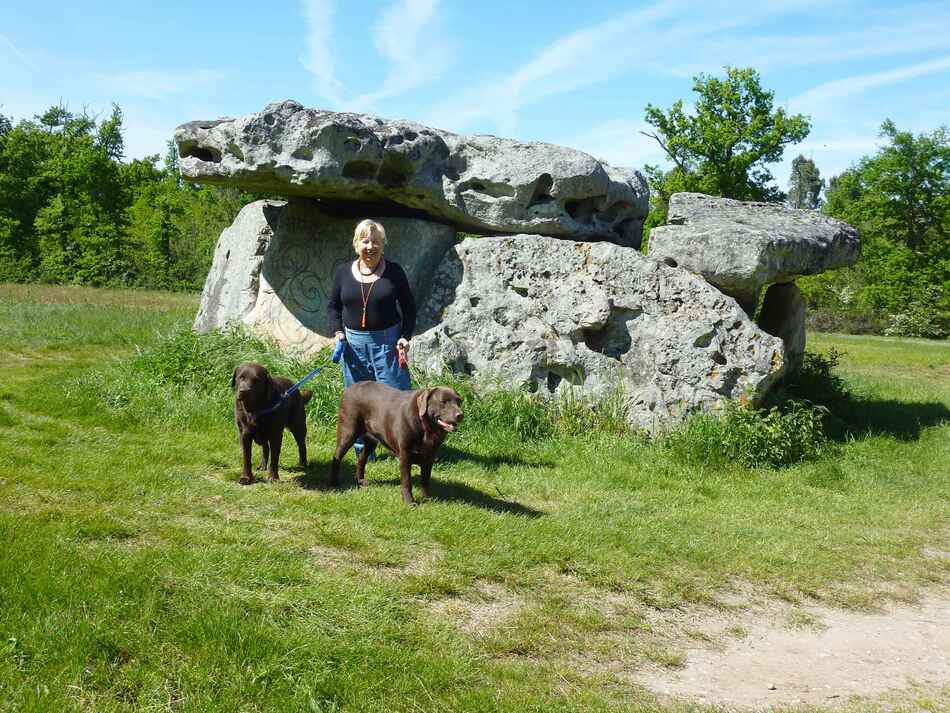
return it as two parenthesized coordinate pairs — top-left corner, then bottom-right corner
(68, 325), (344, 428)
(664, 399), (830, 470)
(883, 302), (949, 339)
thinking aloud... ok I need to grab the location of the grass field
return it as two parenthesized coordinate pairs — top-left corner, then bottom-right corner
(1, 284), (948, 712)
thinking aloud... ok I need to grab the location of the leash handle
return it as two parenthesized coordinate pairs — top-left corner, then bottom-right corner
(398, 344), (408, 370)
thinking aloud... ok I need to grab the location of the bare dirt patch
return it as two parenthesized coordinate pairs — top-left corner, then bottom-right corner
(429, 581), (526, 636)
(635, 588), (950, 711)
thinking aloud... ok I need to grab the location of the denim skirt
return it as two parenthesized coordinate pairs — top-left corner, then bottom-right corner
(342, 323), (411, 391)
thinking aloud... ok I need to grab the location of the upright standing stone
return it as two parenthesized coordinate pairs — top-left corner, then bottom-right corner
(757, 282), (806, 375)
(413, 235), (786, 432)
(195, 199), (457, 356)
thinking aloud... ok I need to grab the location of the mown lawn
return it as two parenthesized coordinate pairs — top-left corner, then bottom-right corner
(1, 284), (948, 712)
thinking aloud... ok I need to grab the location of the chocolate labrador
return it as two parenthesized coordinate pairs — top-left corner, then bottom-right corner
(329, 383), (463, 504)
(232, 362), (311, 484)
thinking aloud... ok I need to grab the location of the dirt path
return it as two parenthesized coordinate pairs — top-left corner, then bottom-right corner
(637, 591), (950, 710)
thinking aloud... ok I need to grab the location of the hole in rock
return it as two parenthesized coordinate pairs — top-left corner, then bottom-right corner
(564, 196), (604, 224)
(469, 297), (480, 308)
(342, 160), (377, 180)
(663, 257), (678, 268)
(177, 141), (221, 164)
(458, 179), (515, 198)
(404, 130), (418, 141)
(511, 285), (528, 298)
(693, 331), (714, 348)
(377, 154), (414, 188)
(526, 173), (555, 208)
(581, 307), (638, 359)
(546, 372), (562, 392)
(227, 143), (244, 161)
(291, 147), (314, 161)
(711, 351), (727, 365)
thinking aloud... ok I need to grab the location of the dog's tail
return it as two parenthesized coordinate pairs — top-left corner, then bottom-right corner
(300, 389), (313, 405)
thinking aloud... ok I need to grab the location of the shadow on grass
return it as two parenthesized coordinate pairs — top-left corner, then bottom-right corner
(291, 456), (543, 516)
(436, 444), (554, 471)
(775, 350), (950, 442)
(829, 396), (950, 441)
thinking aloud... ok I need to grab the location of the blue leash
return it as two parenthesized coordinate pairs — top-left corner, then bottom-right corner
(252, 365), (322, 419)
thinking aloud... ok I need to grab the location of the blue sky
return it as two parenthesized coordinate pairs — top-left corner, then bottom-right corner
(2, 0), (950, 189)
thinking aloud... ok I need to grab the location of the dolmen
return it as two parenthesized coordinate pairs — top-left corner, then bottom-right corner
(177, 100), (859, 432)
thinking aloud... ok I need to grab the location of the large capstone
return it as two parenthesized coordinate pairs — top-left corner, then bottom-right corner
(175, 100), (648, 245)
(413, 235), (786, 432)
(194, 199), (456, 356)
(648, 193), (860, 312)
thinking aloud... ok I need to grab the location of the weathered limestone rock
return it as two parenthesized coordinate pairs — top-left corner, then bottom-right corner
(193, 199), (284, 332)
(648, 193), (860, 311)
(413, 236), (786, 432)
(194, 199), (456, 356)
(175, 100), (648, 245)
(757, 282), (806, 375)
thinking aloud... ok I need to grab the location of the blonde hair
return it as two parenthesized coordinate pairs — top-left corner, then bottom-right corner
(352, 219), (386, 249)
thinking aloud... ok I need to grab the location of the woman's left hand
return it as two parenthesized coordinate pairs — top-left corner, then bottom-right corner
(397, 337), (410, 353)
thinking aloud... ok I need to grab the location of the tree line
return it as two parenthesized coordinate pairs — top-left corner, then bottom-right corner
(642, 67), (949, 338)
(0, 104), (254, 290)
(1, 69), (948, 337)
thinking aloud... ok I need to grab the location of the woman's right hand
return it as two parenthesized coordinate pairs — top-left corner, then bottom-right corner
(334, 331), (345, 343)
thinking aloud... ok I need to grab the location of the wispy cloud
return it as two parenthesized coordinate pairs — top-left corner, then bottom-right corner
(91, 69), (227, 100)
(0, 33), (37, 72)
(661, 8), (950, 78)
(790, 54), (950, 117)
(350, 0), (453, 111)
(423, 0), (837, 134)
(299, 0), (345, 106)
(560, 119), (668, 169)
(426, 0), (690, 133)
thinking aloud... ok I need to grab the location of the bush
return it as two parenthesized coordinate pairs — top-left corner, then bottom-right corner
(68, 325), (344, 428)
(664, 400), (830, 469)
(883, 301), (949, 339)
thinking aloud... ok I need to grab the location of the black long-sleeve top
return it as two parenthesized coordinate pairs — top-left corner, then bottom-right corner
(326, 260), (416, 340)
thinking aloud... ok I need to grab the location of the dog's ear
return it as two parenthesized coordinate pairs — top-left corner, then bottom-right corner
(231, 366), (238, 389)
(416, 388), (432, 421)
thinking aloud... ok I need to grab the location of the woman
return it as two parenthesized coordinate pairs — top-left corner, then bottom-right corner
(327, 220), (415, 451)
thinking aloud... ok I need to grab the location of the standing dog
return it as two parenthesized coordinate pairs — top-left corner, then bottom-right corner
(329, 383), (463, 504)
(232, 362), (311, 484)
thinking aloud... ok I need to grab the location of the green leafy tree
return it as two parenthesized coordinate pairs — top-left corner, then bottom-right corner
(787, 155), (824, 209)
(642, 67), (811, 235)
(809, 120), (950, 337)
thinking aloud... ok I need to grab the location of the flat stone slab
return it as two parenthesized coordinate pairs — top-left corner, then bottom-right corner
(413, 235), (786, 432)
(175, 100), (647, 245)
(648, 193), (860, 308)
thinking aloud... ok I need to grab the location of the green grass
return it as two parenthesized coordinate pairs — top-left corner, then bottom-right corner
(1, 284), (948, 712)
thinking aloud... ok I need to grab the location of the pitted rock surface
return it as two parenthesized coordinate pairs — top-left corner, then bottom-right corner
(194, 199), (456, 357)
(648, 193), (860, 310)
(413, 236), (786, 432)
(175, 100), (647, 244)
